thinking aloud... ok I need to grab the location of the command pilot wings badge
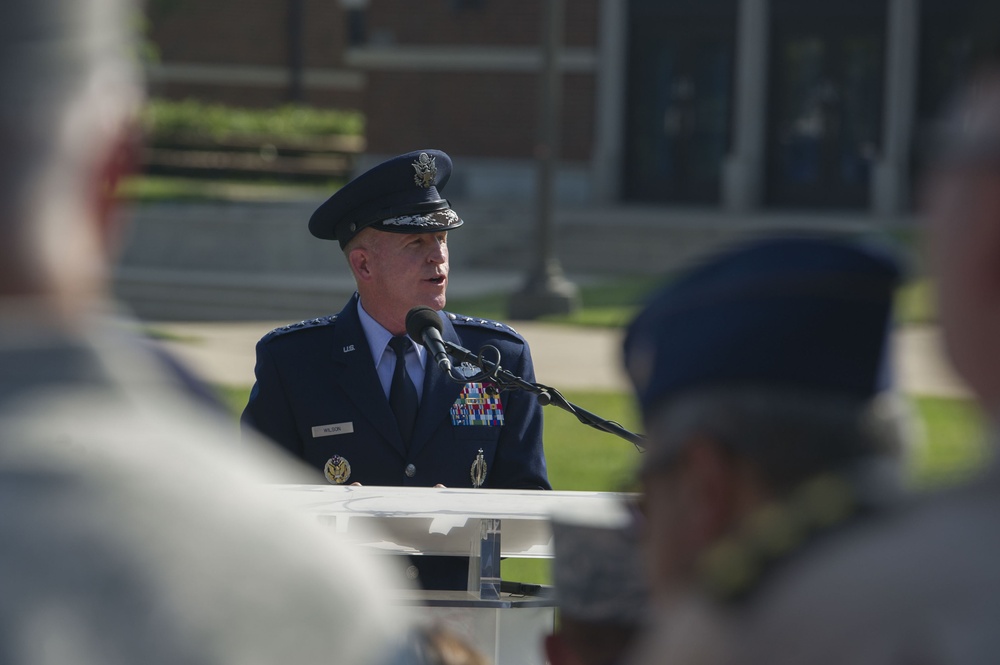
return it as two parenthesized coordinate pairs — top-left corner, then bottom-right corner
(412, 152), (437, 188)
(471, 449), (487, 488)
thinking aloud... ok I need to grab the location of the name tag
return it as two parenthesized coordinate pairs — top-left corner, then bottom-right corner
(311, 422), (354, 438)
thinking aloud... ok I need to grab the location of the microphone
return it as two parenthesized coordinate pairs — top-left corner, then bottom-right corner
(406, 306), (453, 372)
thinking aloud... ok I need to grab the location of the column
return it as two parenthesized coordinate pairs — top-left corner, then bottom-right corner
(872, 0), (920, 218)
(722, 0), (770, 212)
(589, 0), (628, 204)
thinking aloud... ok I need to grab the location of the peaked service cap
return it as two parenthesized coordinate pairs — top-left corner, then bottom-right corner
(309, 149), (464, 248)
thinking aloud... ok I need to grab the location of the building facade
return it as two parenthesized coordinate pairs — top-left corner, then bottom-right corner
(146, 0), (997, 215)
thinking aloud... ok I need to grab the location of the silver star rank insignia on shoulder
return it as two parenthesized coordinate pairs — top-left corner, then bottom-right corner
(412, 152), (436, 188)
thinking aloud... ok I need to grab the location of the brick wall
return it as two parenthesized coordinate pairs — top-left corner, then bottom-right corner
(364, 71), (594, 160)
(145, 0), (601, 160)
(364, 0), (597, 47)
(146, 0), (354, 106)
(362, 0), (600, 161)
(148, 1), (291, 65)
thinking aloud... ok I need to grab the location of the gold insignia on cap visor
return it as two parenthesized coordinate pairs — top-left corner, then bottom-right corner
(412, 152), (437, 188)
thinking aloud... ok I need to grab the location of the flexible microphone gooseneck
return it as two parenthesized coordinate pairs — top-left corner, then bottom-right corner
(405, 306), (645, 448)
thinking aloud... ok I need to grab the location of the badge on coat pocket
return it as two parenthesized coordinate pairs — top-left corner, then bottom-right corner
(450, 382), (504, 426)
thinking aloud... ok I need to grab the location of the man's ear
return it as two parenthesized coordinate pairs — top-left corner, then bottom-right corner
(92, 123), (139, 259)
(348, 246), (372, 281)
(679, 437), (746, 549)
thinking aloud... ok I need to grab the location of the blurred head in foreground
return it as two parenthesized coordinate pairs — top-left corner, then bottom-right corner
(0, 3), (417, 664)
(0, 0), (142, 314)
(622, 235), (911, 601)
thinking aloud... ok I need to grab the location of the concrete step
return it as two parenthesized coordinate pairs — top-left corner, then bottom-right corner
(114, 199), (913, 320)
(114, 268), (356, 321)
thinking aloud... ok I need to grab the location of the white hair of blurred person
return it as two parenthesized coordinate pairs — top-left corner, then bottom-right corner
(0, 0), (141, 310)
(0, 3), (422, 664)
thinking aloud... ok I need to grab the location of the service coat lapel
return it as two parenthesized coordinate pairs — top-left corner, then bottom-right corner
(331, 296), (407, 456)
(408, 312), (465, 459)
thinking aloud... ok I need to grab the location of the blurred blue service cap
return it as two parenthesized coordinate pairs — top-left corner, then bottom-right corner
(623, 235), (903, 421)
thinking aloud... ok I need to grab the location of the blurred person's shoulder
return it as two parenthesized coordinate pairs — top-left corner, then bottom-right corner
(731, 467), (1000, 664)
(625, 593), (733, 665)
(0, 312), (416, 665)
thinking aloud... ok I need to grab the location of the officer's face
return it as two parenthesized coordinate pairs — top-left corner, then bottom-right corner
(365, 230), (450, 316)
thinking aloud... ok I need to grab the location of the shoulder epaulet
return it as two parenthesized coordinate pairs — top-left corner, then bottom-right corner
(446, 312), (523, 339)
(261, 315), (338, 341)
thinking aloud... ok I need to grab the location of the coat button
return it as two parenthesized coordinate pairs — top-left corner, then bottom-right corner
(405, 464), (416, 477)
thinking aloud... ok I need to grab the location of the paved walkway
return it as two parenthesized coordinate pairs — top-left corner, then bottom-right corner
(151, 319), (971, 399)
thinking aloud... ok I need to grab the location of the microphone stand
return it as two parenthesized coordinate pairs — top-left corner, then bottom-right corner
(442, 341), (645, 451)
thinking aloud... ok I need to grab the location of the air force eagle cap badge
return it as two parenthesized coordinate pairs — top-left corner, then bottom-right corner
(412, 151), (437, 188)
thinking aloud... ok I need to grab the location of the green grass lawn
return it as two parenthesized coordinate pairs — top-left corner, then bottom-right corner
(895, 278), (937, 326)
(908, 395), (990, 486)
(215, 383), (987, 585)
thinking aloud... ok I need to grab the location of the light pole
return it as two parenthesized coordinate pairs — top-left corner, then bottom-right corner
(287, 0), (304, 102)
(508, 0), (580, 320)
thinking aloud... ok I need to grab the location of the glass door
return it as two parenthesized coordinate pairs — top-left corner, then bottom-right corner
(765, 1), (886, 208)
(623, 0), (737, 203)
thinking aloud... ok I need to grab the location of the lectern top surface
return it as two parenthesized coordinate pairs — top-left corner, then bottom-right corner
(270, 485), (634, 526)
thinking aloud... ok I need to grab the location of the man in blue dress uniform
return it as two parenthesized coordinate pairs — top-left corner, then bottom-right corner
(241, 149), (551, 587)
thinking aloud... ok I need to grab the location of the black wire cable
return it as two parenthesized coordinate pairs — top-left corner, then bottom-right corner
(442, 342), (645, 450)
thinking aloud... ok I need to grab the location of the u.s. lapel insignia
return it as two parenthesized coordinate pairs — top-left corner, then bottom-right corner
(324, 455), (352, 485)
(412, 152), (437, 188)
(470, 448), (487, 488)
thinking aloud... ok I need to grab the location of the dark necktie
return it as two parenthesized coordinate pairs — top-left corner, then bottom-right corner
(388, 335), (418, 445)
